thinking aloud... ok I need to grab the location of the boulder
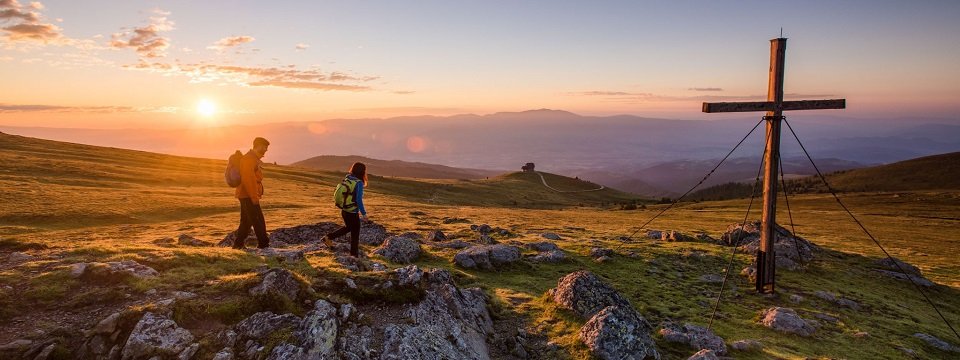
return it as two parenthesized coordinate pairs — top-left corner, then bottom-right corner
(759, 307), (815, 337)
(294, 300), (339, 358)
(722, 221), (818, 269)
(578, 306), (659, 360)
(234, 312), (301, 344)
(730, 339), (762, 352)
(248, 268), (308, 303)
(876, 269), (935, 287)
(590, 247), (614, 258)
(913, 333), (960, 353)
(255, 248), (306, 263)
(541, 233), (562, 240)
(73, 260), (159, 281)
(429, 239), (474, 250)
(120, 312), (195, 360)
(553, 270), (632, 319)
(475, 224), (493, 234)
(373, 236), (422, 264)
(426, 230), (448, 242)
(875, 257), (922, 276)
(530, 250), (566, 263)
(396, 265), (425, 286)
(453, 244), (521, 270)
(7, 252), (35, 263)
(526, 241), (559, 252)
(478, 235), (498, 244)
(176, 234), (208, 246)
(661, 230), (695, 242)
(646, 230), (662, 240)
(659, 323), (726, 355)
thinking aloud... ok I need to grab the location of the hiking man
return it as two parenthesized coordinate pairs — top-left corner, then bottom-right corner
(233, 137), (270, 249)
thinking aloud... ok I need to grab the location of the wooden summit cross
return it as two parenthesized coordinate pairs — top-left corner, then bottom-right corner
(702, 38), (845, 294)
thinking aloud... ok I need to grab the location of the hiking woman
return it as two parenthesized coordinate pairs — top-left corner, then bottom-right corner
(323, 162), (368, 257)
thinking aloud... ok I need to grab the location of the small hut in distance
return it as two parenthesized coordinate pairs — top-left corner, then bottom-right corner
(521, 162), (535, 172)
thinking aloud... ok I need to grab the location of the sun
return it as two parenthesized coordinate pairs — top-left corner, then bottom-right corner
(197, 99), (217, 117)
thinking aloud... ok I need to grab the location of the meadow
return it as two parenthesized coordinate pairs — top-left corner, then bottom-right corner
(1, 132), (958, 359)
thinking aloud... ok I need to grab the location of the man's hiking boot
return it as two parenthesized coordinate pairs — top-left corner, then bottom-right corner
(323, 236), (335, 248)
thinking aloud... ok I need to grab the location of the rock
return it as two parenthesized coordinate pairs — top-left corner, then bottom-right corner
(212, 348), (234, 360)
(661, 230), (695, 242)
(740, 266), (756, 282)
(875, 257), (922, 276)
(234, 312), (301, 344)
(396, 265), (425, 286)
(723, 221), (818, 268)
(553, 270), (633, 319)
(248, 268), (308, 303)
(8, 252), (35, 262)
(730, 339), (762, 352)
(442, 217), (470, 224)
(121, 312), (195, 360)
(0, 339), (32, 352)
(266, 344), (305, 360)
(426, 230), (448, 242)
(295, 300), (339, 358)
(590, 247), (614, 258)
(34, 343), (56, 360)
(338, 325), (375, 359)
(344, 278), (357, 289)
(814, 290), (837, 302)
(373, 236), (422, 263)
(478, 234), (498, 244)
(687, 349), (718, 360)
(378, 269), (494, 360)
(913, 332), (960, 352)
(595, 256), (612, 263)
(789, 294), (804, 304)
(74, 261), (159, 281)
(454, 244), (521, 270)
(397, 232), (424, 241)
(339, 304), (355, 322)
(646, 230), (662, 239)
(852, 331), (869, 338)
(92, 312), (122, 335)
(527, 241), (559, 252)
(176, 234), (208, 246)
(430, 239), (474, 250)
(541, 233), (562, 240)
(178, 343), (199, 360)
(578, 306), (659, 360)
(530, 249), (566, 263)
(814, 291), (861, 310)
(759, 307), (815, 337)
(876, 269), (935, 287)
(476, 224), (493, 234)
(255, 248), (306, 263)
(660, 323), (726, 355)
(698, 274), (723, 284)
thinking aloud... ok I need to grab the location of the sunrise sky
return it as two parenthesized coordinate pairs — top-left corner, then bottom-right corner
(2, 0), (959, 129)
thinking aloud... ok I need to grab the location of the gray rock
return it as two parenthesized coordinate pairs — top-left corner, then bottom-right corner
(396, 265), (425, 286)
(295, 300), (339, 359)
(530, 249), (566, 263)
(478, 234), (498, 244)
(687, 349), (718, 360)
(646, 230), (662, 239)
(877, 269), (935, 287)
(8, 252), (35, 262)
(255, 248), (305, 263)
(430, 239), (474, 250)
(724, 221), (818, 268)
(426, 230), (448, 242)
(730, 339), (762, 352)
(373, 236), (422, 264)
(91, 312), (122, 335)
(660, 323), (726, 355)
(178, 343), (199, 360)
(75, 260), (159, 280)
(338, 325), (375, 360)
(526, 241), (559, 252)
(759, 307), (815, 337)
(454, 244), (521, 270)
(541, 233), (562, 240)
(121, 312), (195, 360)
(876, 257), (922, 276)
(578, 306), (659, 360)
(234, 312), (301, 344)
(176, 234), (208, 247)
(698, 274), (723, 284)
(553, 270), (633, 319)
(590, 247), (614, 258)
(248, 268), (307, 302)
(266, 343), (305, 360)
(344, 278), (357, 289)
(913, 332), (960, 352)
(595, 255), (612, 263)
(34, 343), (56, 360)
(789, 294), (804, 304)
(813, 290), (837, 302)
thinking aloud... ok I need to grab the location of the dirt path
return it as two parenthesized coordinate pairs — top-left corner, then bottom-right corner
(534, 171), (605, 193)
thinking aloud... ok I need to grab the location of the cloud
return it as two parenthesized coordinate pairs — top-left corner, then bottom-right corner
(567, 89), (835, 104)
(295, 43), (309, 51)
(0, 103), (135, 113)
(0, 0), (62, 43)
(207, 35), (254, 51)
(689, 87), (723, 92)
(124, 61), (380, 92)
(110, 9), (174, 58)
(392, 90), (415, 95)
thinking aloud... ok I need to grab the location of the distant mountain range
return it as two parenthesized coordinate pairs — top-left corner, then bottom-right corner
(2, 109), (958, 196)
(292, 155), (502, 180)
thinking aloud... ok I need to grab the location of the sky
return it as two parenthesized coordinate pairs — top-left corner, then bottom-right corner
(1, 0), (959, 129)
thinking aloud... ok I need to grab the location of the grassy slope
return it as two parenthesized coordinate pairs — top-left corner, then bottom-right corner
(291, 155), (502, 180)
(1, 132), (959, 359)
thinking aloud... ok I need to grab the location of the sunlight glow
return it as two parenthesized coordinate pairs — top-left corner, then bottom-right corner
(197, 99), (217, 117)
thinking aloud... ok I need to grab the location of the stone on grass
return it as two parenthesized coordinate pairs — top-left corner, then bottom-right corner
(373, 236), (422, 264)
(453, 244), (521, 270)
(659, 323), (726, 355)
(698, 274), (723, 284)
(553, 270), (632, 319)
(396, 265), (425, 286)
(578, 306), (659, 360)
(249, 268), (307, 303)
(234, 312), (301, 344)
(255, 248), (305, 263)
(7, 252), (35, 263)
(590, 247), (614, 258)
(121, 312), (194, 360)
(176, 234), (208, 246)
(541, 232), (562, 240)
(426, 230), (448, 242)
(295, 300), (339, 358)
(913, 333), (960, 352)
(730, 339), (762, 352)
(875, 257), (922, 276)
(759, 307), (815, 337)
(527, 241), (559, 252)
(530, 249), (566, 263)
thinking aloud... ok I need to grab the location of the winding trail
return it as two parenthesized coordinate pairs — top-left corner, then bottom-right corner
(534, 171), (605, 193)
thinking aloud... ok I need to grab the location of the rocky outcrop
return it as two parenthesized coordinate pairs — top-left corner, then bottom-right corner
(248, 268), (310, 303)
(120, 312), (195, 360)
(553, 270), (632, 319)
(526, 242), (559, 252)
(759, 307), (815, 337)
(426, 230), (448, 242)
(530, 249), (566, 263)
(71, 261), (159, 281)
(874, 257), (935, 287)
(590, 247), (614, 258)
(373, 236), (422, 263)
(730, 339), (762, 352)
(659, 322), (726, 355)
(723, 221), (818, 270)
(913, 333), (960, 353)
(453, 244), (521, 270)
(579, 306), (659, 360)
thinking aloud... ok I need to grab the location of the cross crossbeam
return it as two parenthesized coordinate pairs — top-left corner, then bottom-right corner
(702, 38), (845, 294)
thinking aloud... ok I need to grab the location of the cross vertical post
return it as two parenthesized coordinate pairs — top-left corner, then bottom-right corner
(757, 38), (787, 294)
(702, 37), (845, 294)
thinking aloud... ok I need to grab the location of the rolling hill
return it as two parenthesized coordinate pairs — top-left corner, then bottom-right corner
(291, 155), (503, 180)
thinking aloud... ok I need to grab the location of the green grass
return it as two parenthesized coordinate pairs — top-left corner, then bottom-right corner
(1, 132), (959, 359)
